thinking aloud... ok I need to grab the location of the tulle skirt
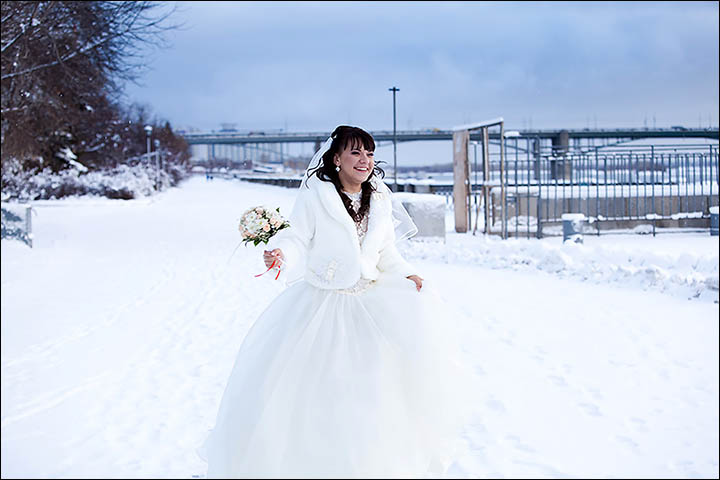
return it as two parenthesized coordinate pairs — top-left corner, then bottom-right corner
(199, 272), (479, 479)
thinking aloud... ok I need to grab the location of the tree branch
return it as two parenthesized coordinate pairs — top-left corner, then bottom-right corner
(0, 2), (43, 54)
(2, 31), (115, 80)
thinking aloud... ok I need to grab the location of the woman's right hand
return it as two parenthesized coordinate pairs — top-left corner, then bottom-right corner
(263, 248), (284, 269)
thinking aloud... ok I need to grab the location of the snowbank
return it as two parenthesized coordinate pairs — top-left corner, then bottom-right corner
(1, 160), (188, 202)
(400, 230), (719, 303)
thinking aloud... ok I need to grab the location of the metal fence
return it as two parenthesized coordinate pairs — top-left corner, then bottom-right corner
(1, 203), (34, 247)
(219, 141), (719, 239)
(476, 142), (719, 238)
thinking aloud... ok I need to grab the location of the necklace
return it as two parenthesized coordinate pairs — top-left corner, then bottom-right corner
(343, 191), (363, 216)
(342, 190), (368, 242)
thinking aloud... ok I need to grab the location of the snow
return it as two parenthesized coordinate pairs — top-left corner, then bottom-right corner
(55, 147), (89, 172)
(609, 137), (718, 148)
(394, 192), (446, 206)
(2, 176), (718, 478)
(1, 161), (181, 202)
(409, 220), (718, 302)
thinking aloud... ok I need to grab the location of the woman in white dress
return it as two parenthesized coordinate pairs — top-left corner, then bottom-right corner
(200, 125), (478, 478)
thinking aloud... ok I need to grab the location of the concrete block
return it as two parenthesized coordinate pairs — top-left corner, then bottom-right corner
(394, 192), (446, 240)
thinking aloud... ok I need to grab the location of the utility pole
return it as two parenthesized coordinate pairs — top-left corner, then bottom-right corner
(388, 86), (399, 191)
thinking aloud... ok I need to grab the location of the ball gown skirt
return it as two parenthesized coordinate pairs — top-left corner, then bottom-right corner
(199, 271), (479, 479)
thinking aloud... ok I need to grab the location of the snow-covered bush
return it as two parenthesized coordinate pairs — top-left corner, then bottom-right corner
(1, 157), (189, 202)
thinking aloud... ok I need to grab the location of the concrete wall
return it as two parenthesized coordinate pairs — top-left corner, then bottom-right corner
(492, 190), (719, 223)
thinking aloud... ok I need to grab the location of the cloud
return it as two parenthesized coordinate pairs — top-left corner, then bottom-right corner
(123, 1), (719, 132)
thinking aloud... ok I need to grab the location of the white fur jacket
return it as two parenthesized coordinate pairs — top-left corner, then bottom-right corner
(267, 173), (418, 289)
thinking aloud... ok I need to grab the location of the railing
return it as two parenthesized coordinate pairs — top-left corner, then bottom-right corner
(485, 143), (719, 238)
(213, 142), (719, 238)
(1, 203), (34, 247)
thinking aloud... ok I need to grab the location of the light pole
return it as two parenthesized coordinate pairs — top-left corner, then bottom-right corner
(144, 125), (152, 159)
(144, 125), (155, 189)
(388, 86), (399, 191)
(154, 138), (162, 185)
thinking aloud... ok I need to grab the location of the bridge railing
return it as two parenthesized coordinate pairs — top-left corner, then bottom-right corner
(181, 127), (720, 145)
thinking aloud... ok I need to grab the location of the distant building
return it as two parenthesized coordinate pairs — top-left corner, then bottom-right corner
(219, 123), (238, 132)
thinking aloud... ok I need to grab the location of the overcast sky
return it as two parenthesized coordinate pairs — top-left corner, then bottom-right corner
(122, 1), (719, 134)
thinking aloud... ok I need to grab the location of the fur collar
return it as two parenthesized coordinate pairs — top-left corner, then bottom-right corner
(304, 174), (390, 250)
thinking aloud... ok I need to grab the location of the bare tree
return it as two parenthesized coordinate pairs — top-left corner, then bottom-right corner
(1, 1), (181, 171)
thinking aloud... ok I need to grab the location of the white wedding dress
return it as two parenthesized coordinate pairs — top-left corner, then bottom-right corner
(199, 191), (478, 479)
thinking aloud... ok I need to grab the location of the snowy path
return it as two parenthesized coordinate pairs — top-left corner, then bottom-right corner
(2, 176), (718, 478)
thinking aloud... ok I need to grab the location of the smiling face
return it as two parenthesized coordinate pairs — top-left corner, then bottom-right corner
(333, 140), (374, 191)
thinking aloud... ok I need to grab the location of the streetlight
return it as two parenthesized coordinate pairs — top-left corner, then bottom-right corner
(154, 138), (162, 184)
(388, 86), (399, 191)
(144, 125), (156, 189)
(144, 125), (153, 159)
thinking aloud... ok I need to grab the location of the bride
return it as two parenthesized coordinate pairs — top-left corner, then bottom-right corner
(200, 125), (478, 478)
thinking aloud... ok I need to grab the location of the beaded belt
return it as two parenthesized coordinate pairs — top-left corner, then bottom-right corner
(336, 278), (376, 295)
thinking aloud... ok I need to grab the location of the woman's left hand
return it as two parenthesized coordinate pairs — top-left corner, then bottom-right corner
(406, 274), (424, 292)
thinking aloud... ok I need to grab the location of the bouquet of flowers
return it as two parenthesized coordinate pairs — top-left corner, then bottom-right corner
(239, 206), (290, 246)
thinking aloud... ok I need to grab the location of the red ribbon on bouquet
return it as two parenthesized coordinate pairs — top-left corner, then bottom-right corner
(255, 258), (282, 280)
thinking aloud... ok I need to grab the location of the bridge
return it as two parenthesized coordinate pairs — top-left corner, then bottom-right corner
(181, 127), (718, 145)
(181, 127), (718, 167)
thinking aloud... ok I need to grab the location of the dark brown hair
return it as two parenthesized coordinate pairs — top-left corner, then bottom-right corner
(306, 125), (385, 222)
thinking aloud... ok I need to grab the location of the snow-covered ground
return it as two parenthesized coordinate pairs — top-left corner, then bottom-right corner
(2, 175), (718, 478)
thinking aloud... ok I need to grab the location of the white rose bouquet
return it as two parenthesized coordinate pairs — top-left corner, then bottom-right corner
(239, 206), (290, 247)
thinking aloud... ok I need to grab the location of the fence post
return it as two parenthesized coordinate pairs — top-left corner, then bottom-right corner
(483, 128), (491, 234)
(500, 123), (507, 239)
(25, 206), (33, 248)
(155, 151), (161, 190)
(536, 196), (543, 238)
